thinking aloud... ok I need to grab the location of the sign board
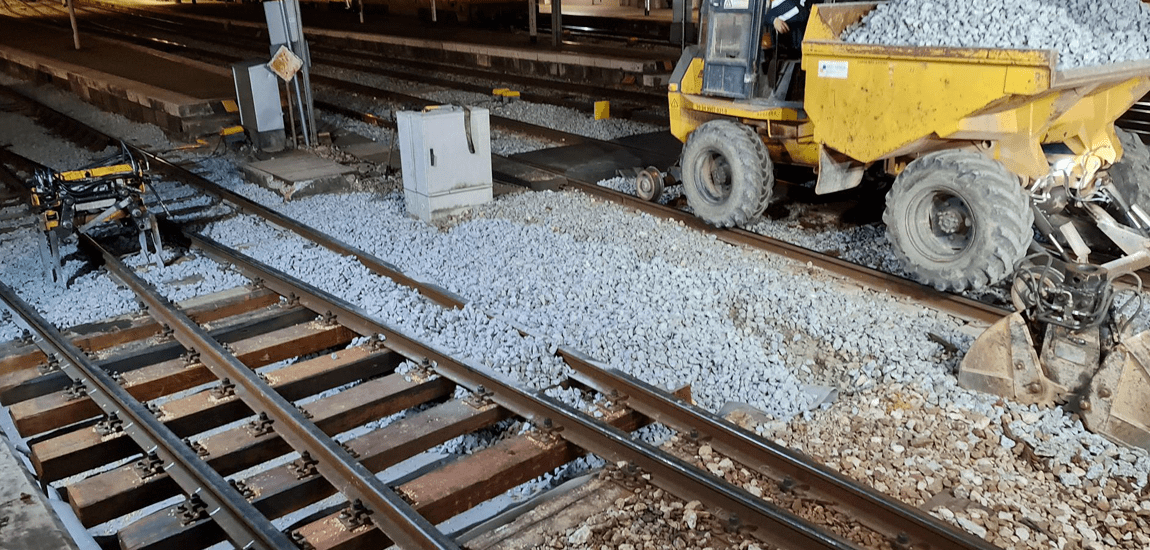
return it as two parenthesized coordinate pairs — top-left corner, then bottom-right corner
(268, 45), (303, 81)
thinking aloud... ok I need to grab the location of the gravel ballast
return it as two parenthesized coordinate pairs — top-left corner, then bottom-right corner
(6, 62), (1150, 549)
(842, 0), (1150, 69)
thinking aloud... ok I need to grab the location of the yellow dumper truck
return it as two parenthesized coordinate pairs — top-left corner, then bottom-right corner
(664, 1), (1150, 450)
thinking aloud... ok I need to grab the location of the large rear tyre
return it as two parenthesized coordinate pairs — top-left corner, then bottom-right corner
(1109, 128), (1150, 213)
(681, 120), (773, 227)
(883, 150), (1034, 292)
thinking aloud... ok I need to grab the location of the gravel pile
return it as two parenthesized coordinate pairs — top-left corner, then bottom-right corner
(201, 160), (976, 418)
(543, 465), (766, 550)
(204, 214), (576, 389)
(842, 0), (1150, 69)
(760, 384), (1150, 549)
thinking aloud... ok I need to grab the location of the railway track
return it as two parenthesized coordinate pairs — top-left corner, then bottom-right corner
(1, 0), (668, 126)
(0, 1), (1021, 325)
(43, 0), (1150, 145)
(0, 2), (675, 172)
(0, 128), (1002, 550)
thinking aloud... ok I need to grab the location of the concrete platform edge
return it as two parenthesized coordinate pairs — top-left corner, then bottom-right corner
(0, 42), (233, 137)
(85, 0), (662, 75)
(0, 433), (80, 550)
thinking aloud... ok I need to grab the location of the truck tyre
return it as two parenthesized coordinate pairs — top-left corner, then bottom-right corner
(1109, 128), (1150, 214)
(681, 120), (773, 227)
(884, 150), (1033, 292)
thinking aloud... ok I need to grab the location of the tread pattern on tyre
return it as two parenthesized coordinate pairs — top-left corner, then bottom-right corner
(681, 120), (774, 228)
(883, 150), (1034, 292)
(1109, 128), (1150, 213)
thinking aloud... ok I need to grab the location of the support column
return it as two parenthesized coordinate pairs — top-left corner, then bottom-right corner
(67, 0), (80, 50)
(551, 0), (561, 47)
(528, 0), (537, 44)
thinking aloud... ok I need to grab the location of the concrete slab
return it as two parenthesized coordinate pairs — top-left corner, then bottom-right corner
(510, 131), (679, 183)
(333, 132), (398, 168)
(0, 435), (78, 550)
(463, 475), (628, 549)
(241, 151), (358, 200)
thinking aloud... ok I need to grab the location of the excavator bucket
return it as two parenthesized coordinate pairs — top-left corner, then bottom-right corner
(956, 256), (1150, 451)
(957, 312), (1058, 405)
(1080, 330), (1150, 450)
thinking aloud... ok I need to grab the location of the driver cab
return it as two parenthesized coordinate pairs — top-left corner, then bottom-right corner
(699, 0), (809, 105)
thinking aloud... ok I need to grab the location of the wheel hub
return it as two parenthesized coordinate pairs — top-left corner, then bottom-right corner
(934, 207), (965, 235)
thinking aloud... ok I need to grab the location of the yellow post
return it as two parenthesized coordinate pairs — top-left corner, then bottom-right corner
(594, 101), (610, 120)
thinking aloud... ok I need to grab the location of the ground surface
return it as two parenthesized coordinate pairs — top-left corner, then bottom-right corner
(1, 44), (1150, 550)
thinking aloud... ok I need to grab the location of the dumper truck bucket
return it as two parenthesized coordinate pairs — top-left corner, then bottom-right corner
(803, 3), (1150, 180)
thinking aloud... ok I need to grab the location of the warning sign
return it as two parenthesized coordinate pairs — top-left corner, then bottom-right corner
(268, 45), (304, 81)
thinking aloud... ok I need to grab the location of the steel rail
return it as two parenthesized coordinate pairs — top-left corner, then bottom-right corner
(0, 71), (996, 327)
(184, 230), (867, 550)
(557, 173), (1011, 325)
(78, 233), (460, 550)
(81, 1), (669, 106)
(556, 351), (999, 550)
(0, 282), (296, 550)
(0, 81), (998, 549)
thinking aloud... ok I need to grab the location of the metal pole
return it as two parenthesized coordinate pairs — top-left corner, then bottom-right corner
(551, 0), (561, 46)
(431, 0), (437, 22)
(290, 0), (318, 144)
(680, 0), (689, 48)
(359, 0), (364, 23)
(67, 0), (80, 50)
(292, 77), (311, 147)
(528, 0), (537, 44)
(283, 79), (298, 147)
(276, 1), (310, 146)
(644, 0), (649, 17)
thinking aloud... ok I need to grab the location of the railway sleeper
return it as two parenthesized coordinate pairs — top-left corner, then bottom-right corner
(122, 400), (643, 550)
(0, 302), (316, 405)
(291, 407), (645, 550)
(0, 287), (278, 377)
(119, 398), (511, 550)
(10, 320), (356, 440)
(30, 345), (401, 483)
(65, 373), (456, 527)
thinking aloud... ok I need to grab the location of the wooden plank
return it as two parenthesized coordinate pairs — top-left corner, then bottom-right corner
(64, 374), (455, 527)
(0, 305), (317, 406)
(0, 287), (278, 377)
(298, 438), (575, 550)
(290, 410), (646, 550)
(12, 322), (356, 442)
(117, 399), (507, 550)
(30, 346), (401, 483)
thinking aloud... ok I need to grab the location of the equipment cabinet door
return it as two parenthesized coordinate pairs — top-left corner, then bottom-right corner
(701, 0), (762, 99)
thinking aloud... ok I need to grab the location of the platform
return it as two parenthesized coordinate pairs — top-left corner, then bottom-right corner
(0, 434), (79, 550)
(0, 14), (237, 137)
(88, 0), (681, 88)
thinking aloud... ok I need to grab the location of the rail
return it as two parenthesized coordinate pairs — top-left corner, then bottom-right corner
(186, 230), (875, 550)
(0, 281), (297, 550)
(78, 233), (460, 550)
(2, 80), (1003, 550)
